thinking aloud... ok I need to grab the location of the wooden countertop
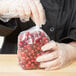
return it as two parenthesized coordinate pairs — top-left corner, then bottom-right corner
(0, 54), (76, 76)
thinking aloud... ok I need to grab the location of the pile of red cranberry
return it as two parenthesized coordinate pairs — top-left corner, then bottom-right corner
(17, 30), (50, 69)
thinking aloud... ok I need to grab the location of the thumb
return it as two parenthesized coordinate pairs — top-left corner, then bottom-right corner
(41, 40), (58, 51)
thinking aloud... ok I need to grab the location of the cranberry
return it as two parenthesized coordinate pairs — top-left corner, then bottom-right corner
(37, 53), (41, 56)
(45, 40), (49, 43)
(31, 50), (35, 54)
(24, 45), (27, 49)
(42, 37), (46, 41)
(28, 47), (32, 51)
(34, 41), (37, 45)
(26, 57), (29, 61)
(22, 57), (26, 60)
(25, 64), (30, 68)
(37, 47), (40, 50)
(25, 32), (29, 36)
(28, 61), (31, 65)
(31, 59), (35, 63)
(21, 65), (26, 69)
(31, 63), (35, 67)
(41, 32), (45, 36)
(21, 51), (25, 57)
(35, 37), (39, 41)
(28, 52), (31, 56)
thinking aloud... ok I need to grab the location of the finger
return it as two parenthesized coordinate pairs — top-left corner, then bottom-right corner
(22, 16), (30, 22)
(45, 65), (61, 71)
(8, 6), (18, 18)
(40, 59), (60, 68)
(8, 0), (19, 18)
(23, 0), (31, 17)
(17, 0), (30, 22)
(36, 51), (58, 62)
(33, 0), (46, 25)
(17, 7), (29, 22)
(17, 6), (25, 21)
(45, 62), (62, 71)
(0, 2), (9, 15)
(41, 40), (58, 51)
(28, 0), (40, 25)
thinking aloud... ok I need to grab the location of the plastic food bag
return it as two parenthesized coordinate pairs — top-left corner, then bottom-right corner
(17, 26), (50, 69)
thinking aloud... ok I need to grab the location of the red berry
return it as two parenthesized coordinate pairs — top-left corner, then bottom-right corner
(25, 32), (29, 36)
(41, 52), (45, 55)
(20, 40), (24, 44)
(28, 52), (31, 55)
(30, 56), (33, 59)
(28, 61), (31, 65)
(21, 48), (24, 51)
(22, 57), (26, 60)
(45, 40), (49, 43)
(25, 41), (28, 44)
(27, 44), (31, 47)
(25, 64), (29, 68)
(19, 43), (23, 47)
(38, 31), (41, 35)
(36, 43), (40, 47)
(39, 36), (41, 39)
(24, 45), (27, 49)
(41, 32), (45, 36)
(32, 38), (34, 43)
(46, 37), (49, 40)
(37, 53), (41, 56)
(46, 51), (49, 53)
(31, 63), (34, 67)
(31, 50), (35, 54)
(26, 57), (29, 61)
(31, 59), (35, 63)
(21, 51), (25, 57)
(34, 41), (36, 45)
(42, 37), (46, 41)
(34, 61), (37, 64)
(37, 47), (40, 50)
(18, 33), (23, 40)
(35, 37), (39, 42)
(34, 56), (37, 60)
(21, 65), (26, 69)
(25, 36), (28, 40)
(28, 47), (32, 51)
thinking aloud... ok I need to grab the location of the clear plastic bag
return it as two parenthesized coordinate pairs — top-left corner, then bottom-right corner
(17, 26), (50, 69)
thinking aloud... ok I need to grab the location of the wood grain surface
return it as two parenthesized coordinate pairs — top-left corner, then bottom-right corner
(0, 54), (76, 76)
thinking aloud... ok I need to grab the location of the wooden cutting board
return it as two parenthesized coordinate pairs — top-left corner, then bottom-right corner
(0, 54), (76, 76)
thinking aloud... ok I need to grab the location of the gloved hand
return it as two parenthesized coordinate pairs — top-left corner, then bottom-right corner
(0, 0), (46, 25)
(36, 40), (76, 70)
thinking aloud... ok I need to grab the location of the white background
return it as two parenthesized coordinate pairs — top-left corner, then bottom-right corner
(0, 36), (4, 48)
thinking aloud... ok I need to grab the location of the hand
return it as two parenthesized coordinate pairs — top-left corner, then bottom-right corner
(36, 40), (76, 70)
(0, 0), (46, 25)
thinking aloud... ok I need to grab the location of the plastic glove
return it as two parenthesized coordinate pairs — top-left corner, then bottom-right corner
(0, 0), (46, 25)
(36, 40), (76, 70)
